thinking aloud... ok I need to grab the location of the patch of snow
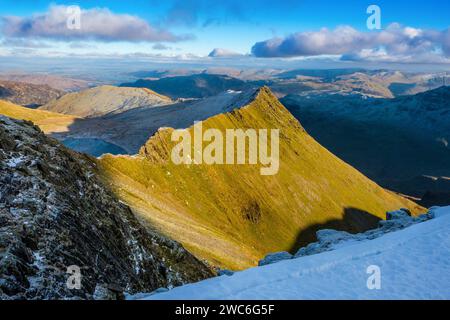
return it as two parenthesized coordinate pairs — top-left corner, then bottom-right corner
(127, 287), (169, 300)
(6, 155), (27, 168)
(32, 252), (45, 270)
(137, 206), (450, 300)
(430, 206), (449, 218)
(27, 252), (46, 288)
(127, 238), (145, 275)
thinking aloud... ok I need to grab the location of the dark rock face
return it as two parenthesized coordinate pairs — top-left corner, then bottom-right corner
(420, 191), (450, 208)
(0, 116), (212, 300)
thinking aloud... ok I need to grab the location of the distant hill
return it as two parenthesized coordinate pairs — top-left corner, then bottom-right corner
(275, 68), (366, 81)
(268, 70), (450, 99)
(40, 85), (173, 118)
(121, 70), (450, 102)
(128, 68), (282, 81)
(0, 73), (91, 92)
(0, 80), (63, 107)
(0, 99), (76, 133)
(282, 86), (450, 200)
(98, 87), (423, 270)
(120, 74), (249, 99)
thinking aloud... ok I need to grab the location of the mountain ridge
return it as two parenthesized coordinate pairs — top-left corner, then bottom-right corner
(40, 85), (173, 118)
(98, 87), (423, 270)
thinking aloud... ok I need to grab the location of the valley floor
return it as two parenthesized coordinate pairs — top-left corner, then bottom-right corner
(134, 206), (450, 300)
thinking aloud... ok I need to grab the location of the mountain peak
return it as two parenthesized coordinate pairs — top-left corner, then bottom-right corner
(100, 86), (423, 270)
(138, 86), (301, 162)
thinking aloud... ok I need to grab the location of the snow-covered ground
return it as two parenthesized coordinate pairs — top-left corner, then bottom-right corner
(135, 207), (450, 300)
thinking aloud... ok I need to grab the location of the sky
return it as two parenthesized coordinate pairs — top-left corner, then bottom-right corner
(0, 0), (449, 70)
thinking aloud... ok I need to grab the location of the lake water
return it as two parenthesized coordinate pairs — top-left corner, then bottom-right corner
(62, 138), (128, 157)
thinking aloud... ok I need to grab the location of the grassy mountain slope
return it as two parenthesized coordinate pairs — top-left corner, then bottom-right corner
(40, 85), (173, 118)
(0, 99), (76, 133)
(98, 87), (423, 270)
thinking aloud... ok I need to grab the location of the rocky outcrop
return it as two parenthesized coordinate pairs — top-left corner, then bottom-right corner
(258, 252), (293, 267)
(0, 115), (212, 300)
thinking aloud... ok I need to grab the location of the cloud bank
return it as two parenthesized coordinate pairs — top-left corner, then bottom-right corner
(252, 24), (450, 63)
(0, 5), (190, 42)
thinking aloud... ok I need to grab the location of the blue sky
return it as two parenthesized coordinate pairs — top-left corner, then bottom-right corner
(0, 0), (449, 67)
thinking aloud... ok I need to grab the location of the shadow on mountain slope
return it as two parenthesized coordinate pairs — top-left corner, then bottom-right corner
(289, 207), (382, 253)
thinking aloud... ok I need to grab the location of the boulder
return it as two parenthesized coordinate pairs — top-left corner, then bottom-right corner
(218, 270), (234, 277)
(258, 252), (293, 266)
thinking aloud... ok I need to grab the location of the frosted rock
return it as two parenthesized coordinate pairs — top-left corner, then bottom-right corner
(316, 229), (354, 244)
(218, 270), (234, 277)
(258, 252), (293, 266)
(386, 208), (411, 220)
(0, 116), (213, 300)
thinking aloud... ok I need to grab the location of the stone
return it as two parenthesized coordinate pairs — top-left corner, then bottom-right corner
(258, 252), (293, 266)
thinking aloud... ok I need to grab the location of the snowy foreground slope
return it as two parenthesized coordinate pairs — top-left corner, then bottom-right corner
(135, 207), (450, 300)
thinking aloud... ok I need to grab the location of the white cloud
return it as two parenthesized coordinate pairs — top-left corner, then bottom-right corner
(0, 5), (191, 42)
(208, 48), (244, 58)
(251, 24), (450, 64)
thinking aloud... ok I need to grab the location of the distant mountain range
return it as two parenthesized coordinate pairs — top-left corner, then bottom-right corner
(120, 74), (252, 99)
(0, 73), (91, 92)
(122, 70), (450, 101)
(282, 86), (450, 201)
